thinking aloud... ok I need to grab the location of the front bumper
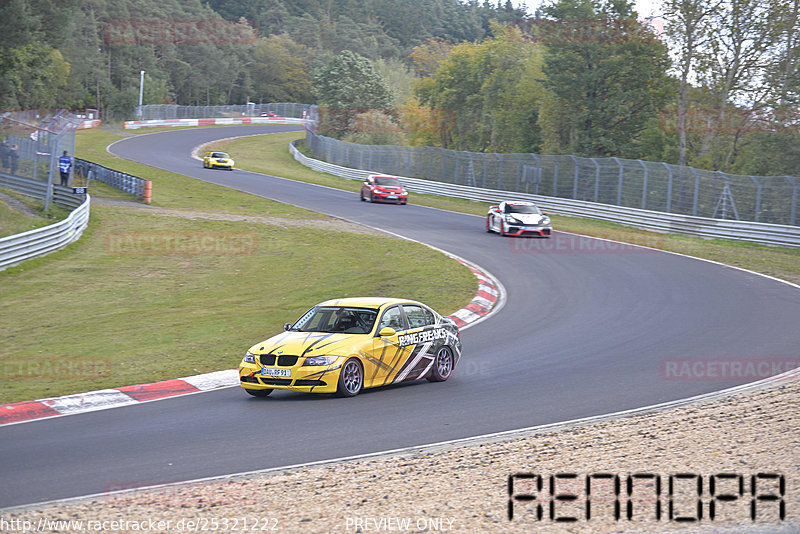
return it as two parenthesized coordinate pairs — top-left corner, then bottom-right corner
(239, 361), (340, 394)
(373, 192), (407, 203)
(505, 225), (552, 237)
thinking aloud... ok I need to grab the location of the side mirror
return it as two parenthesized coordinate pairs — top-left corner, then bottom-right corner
(283, 323), (292, 331)
(378, 327), (396, 337)
(542, 211), (548, 215)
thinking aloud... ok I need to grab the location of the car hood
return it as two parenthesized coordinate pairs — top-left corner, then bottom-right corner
(248, 331), (366, 358)
(509, 213), (546, 224)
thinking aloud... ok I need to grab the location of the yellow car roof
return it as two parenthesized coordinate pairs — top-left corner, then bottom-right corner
(317, 297), (420, 309)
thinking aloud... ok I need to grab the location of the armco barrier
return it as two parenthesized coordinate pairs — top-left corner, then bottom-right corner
(123, 116), (306, 129)
(72, 159), (151, 202)
(0, 194), (90, 271)
(0, 172), (91, 270)
(1, 172), (86, 210)
(290, 141), (800, 248)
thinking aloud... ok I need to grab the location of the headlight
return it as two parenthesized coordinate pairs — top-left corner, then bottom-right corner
(541, 216), (551, 225)
(303, 355), (339, 366)
(505, 215), (523, 225)
(243, 351), (256, 364)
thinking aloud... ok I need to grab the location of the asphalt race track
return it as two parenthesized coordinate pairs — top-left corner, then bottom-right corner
(2, 125), (799, 508)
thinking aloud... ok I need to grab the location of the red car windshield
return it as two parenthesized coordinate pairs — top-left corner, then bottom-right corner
(374, 178), (401, 187)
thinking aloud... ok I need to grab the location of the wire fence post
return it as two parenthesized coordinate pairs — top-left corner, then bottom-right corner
(638, 160), (648, 210)
(592, 158), (600, 203)
(570, 155), (579, 199)
(691, 167), (700, 216)
(663, 162), (674, 213)
(613, 157), (623, 205)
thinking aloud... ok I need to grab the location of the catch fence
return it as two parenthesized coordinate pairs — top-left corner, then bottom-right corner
(305, 131), (798, 227)
(136, 103), (313, 120)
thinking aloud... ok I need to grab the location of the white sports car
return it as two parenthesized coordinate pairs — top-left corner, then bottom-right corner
(486, 201), (552, 237)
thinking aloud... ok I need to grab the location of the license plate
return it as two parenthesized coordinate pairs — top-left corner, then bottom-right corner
(387, 195), (397, 200)
(261, 367), (291, 377)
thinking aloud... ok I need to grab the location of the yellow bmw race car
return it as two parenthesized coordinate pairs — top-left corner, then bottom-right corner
(202, 151), (234, 170)
(239, 297), (462, 397)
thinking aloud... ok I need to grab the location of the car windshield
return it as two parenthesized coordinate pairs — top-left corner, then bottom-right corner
(506, 204), (541, 214)
(374, 178), (401, 187)
(212, 152), (228, 158)
(289, 306), (378, 334)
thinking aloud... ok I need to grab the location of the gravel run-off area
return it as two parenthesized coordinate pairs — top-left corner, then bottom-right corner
(3, 371), (797, 534)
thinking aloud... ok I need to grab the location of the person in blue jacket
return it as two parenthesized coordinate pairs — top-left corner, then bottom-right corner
(59, 150), (72, 186)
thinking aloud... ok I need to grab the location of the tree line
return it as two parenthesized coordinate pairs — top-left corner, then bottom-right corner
(1, 0), (796, 176)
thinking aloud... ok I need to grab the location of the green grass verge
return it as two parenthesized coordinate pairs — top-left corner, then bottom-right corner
(0, 128), (476, 404)
(0, 189), (71, 238)
(208, 131), (800, 286)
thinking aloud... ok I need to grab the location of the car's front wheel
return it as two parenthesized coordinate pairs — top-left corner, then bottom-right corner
(245, 388), (273, 397)
(427, 346), (454, 382)
(486, 216), (493, 233)
(337, 358), (364, 397)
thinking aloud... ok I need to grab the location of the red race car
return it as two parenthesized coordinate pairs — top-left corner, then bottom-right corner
(360, 174), (408, 204)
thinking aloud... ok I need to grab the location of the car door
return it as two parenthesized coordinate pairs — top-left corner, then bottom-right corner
(367, 305), (412, 387)
(389, 304), (443, 382)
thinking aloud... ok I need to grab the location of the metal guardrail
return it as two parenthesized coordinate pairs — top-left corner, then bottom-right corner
(0, 172), (87, 210)
(290, 141), (800, 248)
(0, 191), (90, 271)
(72, 158), (151, 201)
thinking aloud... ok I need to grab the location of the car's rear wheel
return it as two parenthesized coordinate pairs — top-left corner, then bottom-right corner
(337, 358), (364, 397)
(245, 388), (273, 397)
(427, 346), (454, 382)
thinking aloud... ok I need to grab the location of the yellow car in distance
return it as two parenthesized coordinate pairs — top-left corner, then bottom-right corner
(239, 297), (463, 398)
(202, 151), (234, 170)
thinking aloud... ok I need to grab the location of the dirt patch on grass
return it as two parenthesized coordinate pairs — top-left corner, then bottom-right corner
(93, 197), (391, 237)
(0, 191), (40, 218)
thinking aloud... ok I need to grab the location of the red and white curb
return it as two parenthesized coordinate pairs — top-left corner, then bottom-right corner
(447, 258), (502, 329)
(0, 263), (502, 427)
(123, 117), (306, 129)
